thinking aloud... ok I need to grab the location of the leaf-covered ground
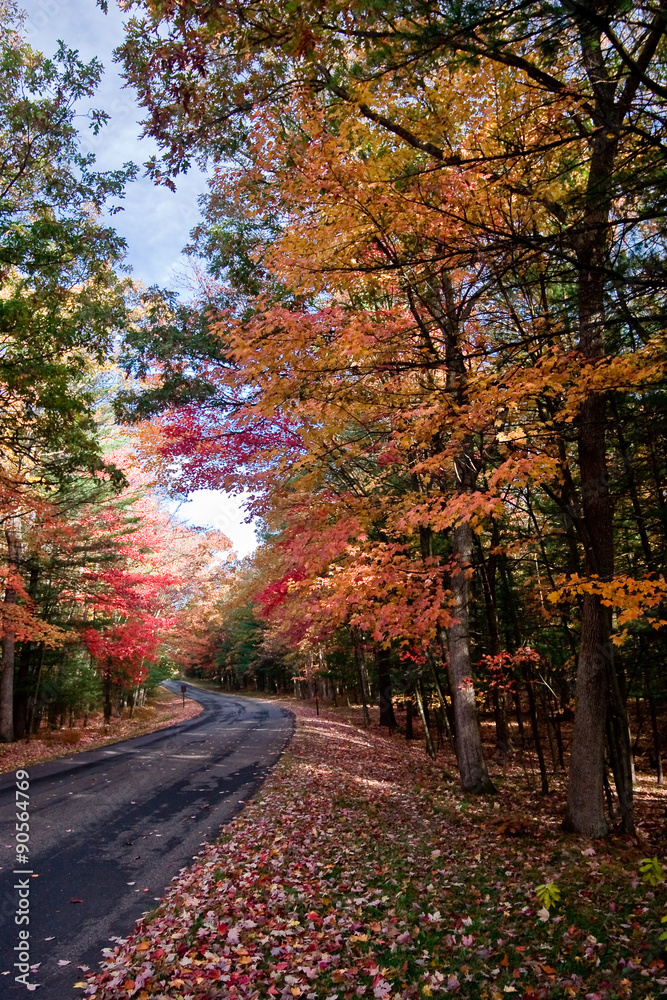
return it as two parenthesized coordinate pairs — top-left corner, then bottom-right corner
(0, 689), (202, 775)
(81, 700), (666, 1000)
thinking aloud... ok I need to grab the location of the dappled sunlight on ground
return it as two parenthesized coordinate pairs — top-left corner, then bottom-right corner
(85, 698), (666, 1000)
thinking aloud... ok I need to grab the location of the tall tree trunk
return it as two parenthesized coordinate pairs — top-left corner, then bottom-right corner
(605, 653), (634, 831)
(447, 521), (495, 793)
(415, 680), (436, 759)
(376, 647), (397, 730)
(524, 667), (549, 795)
(513, 691), (526, 747)
(611, 399), (656, 572)
(13, 641), (32, 741)
(405, 693), (414, 740)
(26, 642), (45, 740)
(0, 515), (22, 743)
(103, 664), (113, 725)
(13, 561), (40, 740)
(566, 25), (633, 834)
(428, 655), (456, 750)
(420, 274), (493, 793)
(352, 629), (371, 726)
(648, 691), (663, 786)
(476, 538), (512, 752)
(566, 248), (613, 828)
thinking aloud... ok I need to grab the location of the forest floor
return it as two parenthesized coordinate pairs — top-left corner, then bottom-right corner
(0, 686), (203, 774)
(81, 694), (666, 1000)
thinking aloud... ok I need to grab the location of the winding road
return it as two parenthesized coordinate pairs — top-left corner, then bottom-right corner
(0, 684), (293, 998)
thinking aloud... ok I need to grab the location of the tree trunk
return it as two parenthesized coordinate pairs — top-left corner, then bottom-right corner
(418, 272), (492, 790)
(566, 590), (609, 835)
(13, 561), (39, 740)
(565, 35), (631, 833)
(376, 646), (397, 730)
(605, 653), (634, 832)
(551, 695), (566, 770)
(428, 656), (456, 750)
(447, 521), (495, 793)
(103, 665), (112, 725)
(415, 681), (436, 759)
(405, 694), (414, 739)
(13, 641), (32, 741)
(513, 690), (526, 747)
(648, 693), (663, 786)
(0, 516), (22, 743)
(476, 537), (513, 753)
(307, 650), (315, 700)
(26, 643), (45, 739)
(540, 687), (559, 773)
(524, 667), (549, 795)
(352, 630), (371, 726)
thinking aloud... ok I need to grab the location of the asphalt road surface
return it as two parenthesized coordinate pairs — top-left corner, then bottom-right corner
(0, 684), (293, 998)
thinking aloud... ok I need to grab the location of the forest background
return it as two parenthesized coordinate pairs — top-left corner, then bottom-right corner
(0, 0), (666, 843)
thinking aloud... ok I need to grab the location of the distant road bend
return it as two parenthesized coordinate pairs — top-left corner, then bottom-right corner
(0, 683), (293, 998)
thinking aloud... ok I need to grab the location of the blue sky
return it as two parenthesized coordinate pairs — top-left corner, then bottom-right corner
(25, 0), (258, 557)
(25, 0), (207, 290)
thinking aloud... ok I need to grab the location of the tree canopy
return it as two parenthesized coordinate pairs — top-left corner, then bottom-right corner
(110, 0), (667, 836)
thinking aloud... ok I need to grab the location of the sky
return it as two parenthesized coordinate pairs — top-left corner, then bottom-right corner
(25, 0), (259, 557)
(25, 0), (205, 290)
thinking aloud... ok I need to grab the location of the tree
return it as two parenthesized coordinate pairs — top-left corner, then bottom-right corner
(0, 7), (136, 740)
(119, 0), (667, 830)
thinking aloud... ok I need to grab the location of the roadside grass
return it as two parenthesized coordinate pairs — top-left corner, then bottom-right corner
(83, 700), (666, 1000)
(0, 688), (202, 774)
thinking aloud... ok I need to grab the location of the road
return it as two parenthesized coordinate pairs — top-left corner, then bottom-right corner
(0, 684), (293, 998)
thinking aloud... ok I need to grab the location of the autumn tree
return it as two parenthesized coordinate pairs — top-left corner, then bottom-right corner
(116, 0), (667, 835)
(0, 6), (141, 740)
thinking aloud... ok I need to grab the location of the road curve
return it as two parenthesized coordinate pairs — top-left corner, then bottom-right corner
(0, 684), (293, 998)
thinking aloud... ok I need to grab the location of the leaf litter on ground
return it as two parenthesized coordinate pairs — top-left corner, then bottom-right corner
(75, 699), (665, 1000)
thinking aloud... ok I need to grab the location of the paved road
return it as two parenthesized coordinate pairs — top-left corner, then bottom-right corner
(0, 684), (293, 998)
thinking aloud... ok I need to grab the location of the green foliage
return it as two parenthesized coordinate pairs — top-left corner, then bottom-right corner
(146, 658), (177, 691)
(116, 288), (231, 425)
(639, 857), (666, 887)
(219, 604), (262, 673)
(535, 881), (561, 911)
(0, 5), (135, 489)
(39, 646), (102, 722)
